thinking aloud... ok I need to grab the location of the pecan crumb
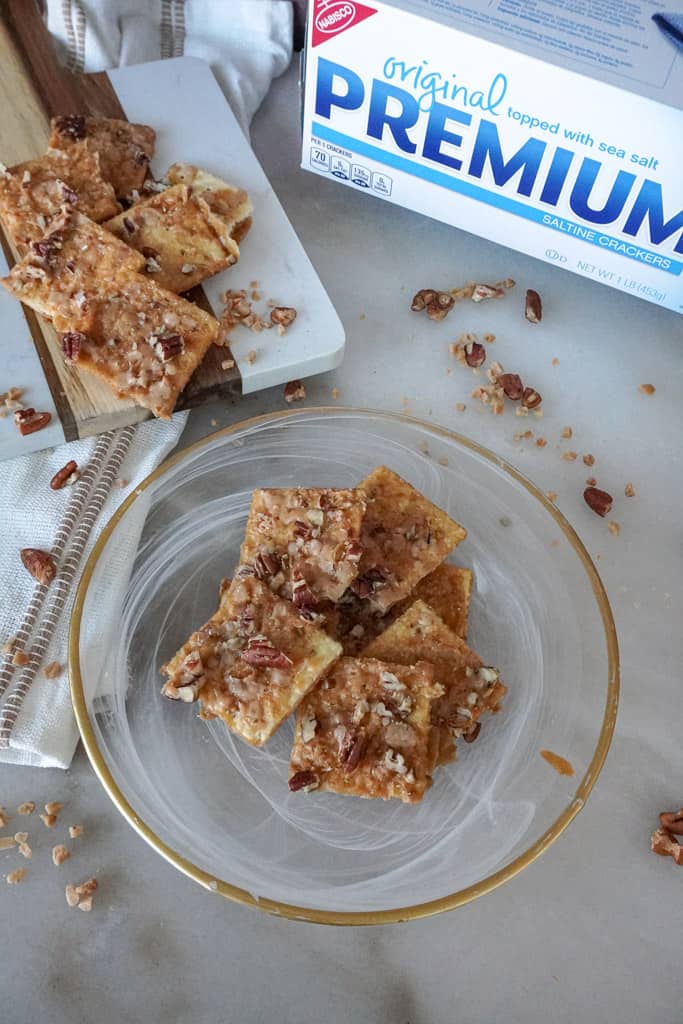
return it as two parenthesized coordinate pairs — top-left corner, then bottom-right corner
(270, 306), (297, 328)
(43, 661), (62, 679)
(3, 636), (17, 653)
(483, 333), (495, 342)
(582, 454), (595, 466)
(455, 402), (466, 412)
(15, 834), (31, 858)
(52, 844), (70, 866)
(411, 288), (455, 320)
(561, 451), (577, 462)
(514, 430), (533, 441)
(0, 837), (16, 851)
(471, 282), (506, 302)
(66, 877), (98, 909)
(607, 521), (621, 537)
(535, 437), (547, 448)
(6, 868), (26, 884)
(17, 802), (35, 815)
(639, 383), (655, 395)
(40, 814), (56, 828)
(65, 883), (79, 907)
(560, 426), (573, 439)
(220, 358), (235, 371)
(45, 802), (64, 816)
(547, 491), (558, 502)
(586, 476), (597, 486)
(69, 824), (83, 839)
(624, 482), (635, 497)
(284, 380), (306, 403)
(246, 350), (257, 365)
(551, 357), (559, 366)
(12, 650), (29, 667)
(0, 807), (8, 827)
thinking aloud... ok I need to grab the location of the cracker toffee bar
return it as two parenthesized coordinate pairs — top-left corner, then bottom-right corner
(161, 468), (506, 804)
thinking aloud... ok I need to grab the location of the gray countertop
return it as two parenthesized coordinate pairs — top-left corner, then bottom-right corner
(1, 62), (681, 1024)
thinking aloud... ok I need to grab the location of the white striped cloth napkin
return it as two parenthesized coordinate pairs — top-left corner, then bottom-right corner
(0, 0), (293, 767)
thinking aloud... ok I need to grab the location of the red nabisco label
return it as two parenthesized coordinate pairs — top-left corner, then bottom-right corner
(311, 0), (377, 47)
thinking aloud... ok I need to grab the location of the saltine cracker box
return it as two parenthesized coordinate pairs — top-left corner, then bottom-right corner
(301, 0), (683, 312)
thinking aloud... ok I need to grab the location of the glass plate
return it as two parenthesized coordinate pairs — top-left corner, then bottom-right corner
(69, 409), (619, 924)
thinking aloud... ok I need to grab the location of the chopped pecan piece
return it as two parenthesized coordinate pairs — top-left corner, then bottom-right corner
(30, 233), (63, 265)
(524, 289), (542, 323)
(284, 380), (306, 403)
(464, 341), (486, 368)
(350, 568), (387, 599)
(471, 283), (505, 302)
(50, 460), (79, 490)
(339, 730), (367, 773)
(288, 770), (319, 792)
(61, 331), (86, 362)
(53, 114), (86, 140)
(240, 638), (293, 668)
(521, 387), (542, 410)
(660, 809), (683, 835)
(463, 721), (481, 743)
(498, 373), (524, 400)
(253, 551), (281, 581)
(20, 548), (56, 585)
(153, 334), (184, 362)
(411, 288), (454, 321)
(14, 407), (52, 435)
(651, 828), (683, 864)
(583, 487), (613, 518)
(270, 307), (297, 327)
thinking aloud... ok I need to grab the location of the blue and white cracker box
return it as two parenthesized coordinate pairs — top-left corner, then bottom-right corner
(301, 0), (683, 312)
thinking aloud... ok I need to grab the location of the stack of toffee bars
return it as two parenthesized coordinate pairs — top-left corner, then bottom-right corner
(162, 467), (506, 805)
(0, 115), (252, 418)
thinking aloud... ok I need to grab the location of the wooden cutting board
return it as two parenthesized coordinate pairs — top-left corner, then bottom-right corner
(0, 2), (344, 458)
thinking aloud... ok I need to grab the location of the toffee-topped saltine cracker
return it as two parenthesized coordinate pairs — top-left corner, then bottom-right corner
(239, 487), (366, 605)
(72, 269), (219, 418)
(0, 145), (119, 253)
(327, 563), (473, 656)
(1, 210), (144, 330)
(167, 162), (253, 242)
(161, 576), (342, 747)
(289, 656), (442, 803)
(104, 183), (241, 294)
(49, 115), (156, 199)
(1, 209), (218, 418)
(363, 600), (506, 763)
(353, 467), (467, 612)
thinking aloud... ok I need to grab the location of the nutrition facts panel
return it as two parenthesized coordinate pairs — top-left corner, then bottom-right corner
(309, 141), (393, 196)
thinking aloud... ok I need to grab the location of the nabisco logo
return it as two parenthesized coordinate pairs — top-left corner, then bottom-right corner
(311, 0), (377, 47)
(316, 2), (355, 34)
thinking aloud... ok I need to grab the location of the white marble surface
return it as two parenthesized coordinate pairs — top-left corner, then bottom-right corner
(1, 62), (681, 1024)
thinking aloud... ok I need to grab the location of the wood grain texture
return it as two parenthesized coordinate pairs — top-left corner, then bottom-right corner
(0, 0), (241, 440)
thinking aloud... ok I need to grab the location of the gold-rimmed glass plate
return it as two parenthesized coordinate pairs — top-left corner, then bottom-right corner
(69, 408), (618, 925)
